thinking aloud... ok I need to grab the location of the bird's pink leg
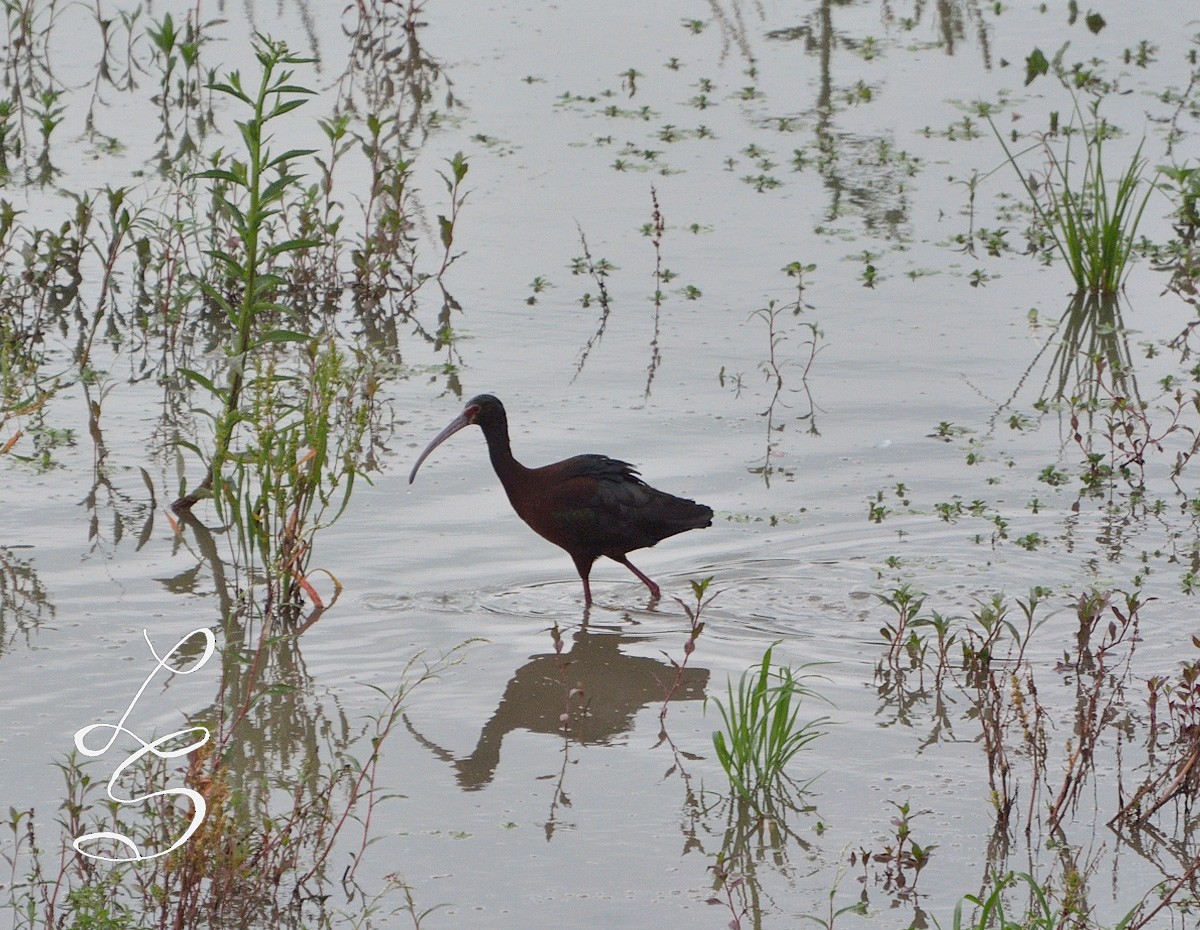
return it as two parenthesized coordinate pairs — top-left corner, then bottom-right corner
(615, 556), (661, 599)
(573, 554), (595, 606)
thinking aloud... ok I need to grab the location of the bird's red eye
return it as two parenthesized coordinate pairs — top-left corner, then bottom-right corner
(466, 404), (482, 422)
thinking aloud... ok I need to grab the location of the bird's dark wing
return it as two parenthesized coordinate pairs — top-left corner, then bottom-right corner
(548, 455), (712, 556)
(555, 454), (643, 485)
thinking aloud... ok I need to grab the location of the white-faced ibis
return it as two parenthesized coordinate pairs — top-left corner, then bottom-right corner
(408, 395), (713, 606)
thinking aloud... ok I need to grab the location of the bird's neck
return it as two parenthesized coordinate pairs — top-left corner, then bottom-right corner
(480, 419), (530, 492)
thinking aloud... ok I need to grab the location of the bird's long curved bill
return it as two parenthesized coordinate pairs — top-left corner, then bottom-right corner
(408, 412), (473, 484)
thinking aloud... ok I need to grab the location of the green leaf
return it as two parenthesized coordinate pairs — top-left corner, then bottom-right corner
(272, 84), (317, 96)
(237, 121), (261, 154)
(252, 271), (287, 293)
(173, 439), (204, 458)
(269, 98), (310, 119)
(447, 150), (469, 183)
(1025, 47), (1049, 85)
(193, 168), (241, 183)
(178, 367), (221, 396)
(202, 247), (244, 272)
(208, 80), (250, 103)
(261, 174), (307, 202)
(267, 237), (322, 257)
(267, 147), (317, 168)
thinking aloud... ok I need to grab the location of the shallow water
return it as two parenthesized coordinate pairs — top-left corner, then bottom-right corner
(3, 0), (1200, 927)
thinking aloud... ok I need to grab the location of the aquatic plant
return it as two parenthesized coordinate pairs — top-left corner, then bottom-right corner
(169, 38), (377, 618)
(1116, 634), (1200, 825)
(172, 38), (318, 508)
(707, 858), (750, 929)
(2, 645), (469, 930)
(145, 10), (213, 167)
(876, 583), (927, 663)
(951, 870), (1148, 930)
(708, 643), (828, 804)
(851, 799), (936, 899)
(1158, 162), (1200, 230)
(645, 185), (666, 396)
(990, 95), (1157, 294)
(659, 576), (716, 720)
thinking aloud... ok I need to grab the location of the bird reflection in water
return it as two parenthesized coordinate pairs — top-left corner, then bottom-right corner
(404, 626), (709, 791)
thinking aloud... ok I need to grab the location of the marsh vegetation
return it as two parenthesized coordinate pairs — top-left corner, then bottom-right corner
(3, 1), (1200, 929)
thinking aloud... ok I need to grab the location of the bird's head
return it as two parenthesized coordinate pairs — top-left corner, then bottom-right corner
(408, 394), (507, 484)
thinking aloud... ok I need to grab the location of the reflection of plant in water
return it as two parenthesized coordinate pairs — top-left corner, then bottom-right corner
(1, 642), (465, 929)
(729, 262), (823, 486)
(543, 624), (583, 843)
(567, 187), (700, 393)
(1118, 638), (1200, 825)
(1159, 163), (1200, 230)
(864, 578), (1200, 926)
(434, 151), (470, 280)
(146, 11), (217, 168)
(1067, 355), (1198, 508)
(0, 203), (75, 467)
(762, 4), (927, 242)
(862, 580), (1200, 923)
(0, 546), (54, 654)
(337, 0), (458, 150)
(1039, 591), (1139, 831)
(707, 859), (750, 930)
(1156, 231), (1200, 326)
(335, 4), (468, 338)
(81, 377), (159, 556)
(956, 590), (1053, 829)
(0, 0), (61, 184)
(1044, 294), (1138, 408)
(75, 187), (148, 371)
(350, 112), (418, 314)
(549, 621), (589, 733)
(570, 226), (615, 379)
(701, 776), (818, 930)
(977, 292), (1181, 520)
(644, 186), (666, 397)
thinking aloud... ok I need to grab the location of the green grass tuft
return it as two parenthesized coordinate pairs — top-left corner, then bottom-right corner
(708, 643), (828, 804)
(991, 97), (1158, 294)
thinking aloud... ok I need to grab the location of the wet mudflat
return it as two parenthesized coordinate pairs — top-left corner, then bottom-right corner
(3, 1), (1200, 928)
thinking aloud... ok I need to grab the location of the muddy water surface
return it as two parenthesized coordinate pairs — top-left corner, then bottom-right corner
(3, 1), (1200, 928)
